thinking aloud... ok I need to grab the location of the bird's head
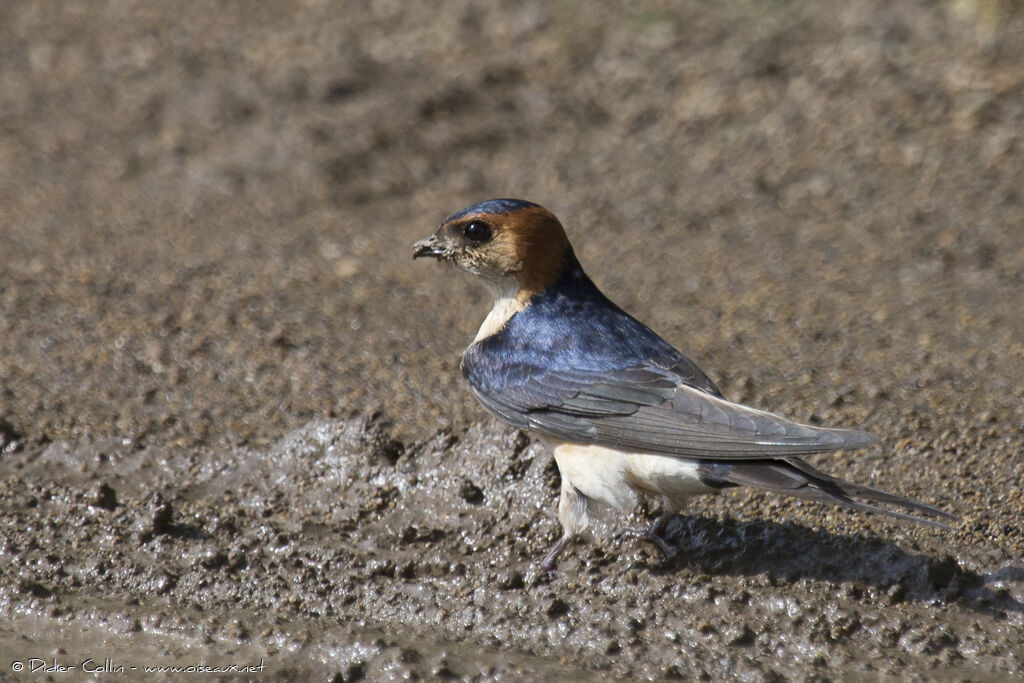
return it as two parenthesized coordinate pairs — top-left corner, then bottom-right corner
(413, 199), (574, 299)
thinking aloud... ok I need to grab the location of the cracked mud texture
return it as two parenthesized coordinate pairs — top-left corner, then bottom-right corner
(1, 0), (1023, 680)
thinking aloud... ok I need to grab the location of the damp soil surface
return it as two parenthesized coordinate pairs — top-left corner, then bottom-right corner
(2, 0), (1024, 679)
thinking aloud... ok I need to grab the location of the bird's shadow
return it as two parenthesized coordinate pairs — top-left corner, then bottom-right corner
(625, 515), (1022, 618)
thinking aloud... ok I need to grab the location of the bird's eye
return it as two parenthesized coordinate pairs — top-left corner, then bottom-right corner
(463, 221), (492, 243)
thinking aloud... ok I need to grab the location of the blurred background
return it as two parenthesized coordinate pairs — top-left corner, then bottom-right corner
(2, 0), (1022, 453)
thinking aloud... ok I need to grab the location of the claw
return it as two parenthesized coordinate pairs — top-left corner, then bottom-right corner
(617, 512), (679, 558)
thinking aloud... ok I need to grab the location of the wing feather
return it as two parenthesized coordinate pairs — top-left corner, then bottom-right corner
(473, 362), (876, 459)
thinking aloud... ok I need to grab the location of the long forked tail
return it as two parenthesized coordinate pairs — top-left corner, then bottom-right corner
(697, 458), (958, 529)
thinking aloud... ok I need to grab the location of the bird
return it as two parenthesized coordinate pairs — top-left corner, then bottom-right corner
(413, 198), (956, 569)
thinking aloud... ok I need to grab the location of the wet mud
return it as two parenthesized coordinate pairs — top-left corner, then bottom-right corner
(2, 416), (1022, 679)
(2, 0), (1024, 679)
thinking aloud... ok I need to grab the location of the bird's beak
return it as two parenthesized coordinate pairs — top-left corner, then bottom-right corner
(412, 234), (445, 260)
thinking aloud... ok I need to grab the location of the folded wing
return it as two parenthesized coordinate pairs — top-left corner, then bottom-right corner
(471, 362), (876, 459)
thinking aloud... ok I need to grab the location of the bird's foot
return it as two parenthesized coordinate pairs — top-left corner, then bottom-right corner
(617, 515), (679, 558)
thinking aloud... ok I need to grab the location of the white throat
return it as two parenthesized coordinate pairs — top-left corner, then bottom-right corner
(473, 279), (525, 342)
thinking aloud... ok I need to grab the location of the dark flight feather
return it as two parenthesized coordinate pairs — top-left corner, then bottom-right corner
(696, 460), (956, 527)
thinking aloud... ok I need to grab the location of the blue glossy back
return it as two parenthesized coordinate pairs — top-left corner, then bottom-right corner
(462, 259), (681, 394)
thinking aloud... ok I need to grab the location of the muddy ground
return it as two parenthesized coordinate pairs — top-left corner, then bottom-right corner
(2, 0), (1023, 679)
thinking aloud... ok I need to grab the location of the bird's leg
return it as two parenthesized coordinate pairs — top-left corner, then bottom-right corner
(541, 480), (590, 571)
(540, 535), (572, 572)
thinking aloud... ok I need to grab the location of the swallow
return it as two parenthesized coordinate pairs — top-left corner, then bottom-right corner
(413, 198), (956, 569)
